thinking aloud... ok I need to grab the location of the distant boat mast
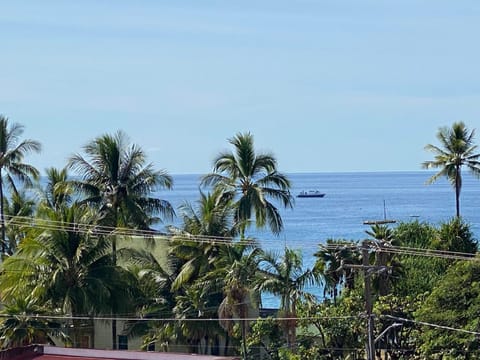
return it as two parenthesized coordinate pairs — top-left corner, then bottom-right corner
(363, 200), (396, 225)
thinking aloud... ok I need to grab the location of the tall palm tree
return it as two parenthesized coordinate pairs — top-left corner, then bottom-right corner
(257, 247), (321, 350)
(423, 122), (480, 217)
(0, 116), (41, 254)
(202, 132), (293, 236)
(168, 191), (241, 356)
(68, 131), (174, 349)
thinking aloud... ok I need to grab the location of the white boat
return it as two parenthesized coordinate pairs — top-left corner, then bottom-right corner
(297, 190), (326, 198)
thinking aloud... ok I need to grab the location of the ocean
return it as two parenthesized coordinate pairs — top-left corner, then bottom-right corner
(156, 171), (480, 307)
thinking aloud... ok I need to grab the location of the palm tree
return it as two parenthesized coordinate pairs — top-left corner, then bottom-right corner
(0, 116), (41, 254)
(170, 190), (239, 291)
(313, 239), (360, 304)
(212, 242), (262, 359)
(68, 131), (174, 247)
(68, 131), (174, 349)
(120, 248), (180, 352)
(257, 247), (321, 350)
(202, 132), (293, 236)
(365, 224), (401, 296)
(0, 202), (133, 348)
(0, 296), (68, 349)
(168, 191), (241, 355)
(423, 121), (480, 217)
(3, 190), (36, 255)
(38, 167), (73, 210)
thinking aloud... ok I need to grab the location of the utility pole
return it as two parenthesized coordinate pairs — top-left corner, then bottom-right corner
(342, 240), (390, 360)
(363, 240), (375, 360)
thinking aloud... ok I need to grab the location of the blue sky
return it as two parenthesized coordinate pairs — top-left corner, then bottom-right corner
(1, 0), (480, 174)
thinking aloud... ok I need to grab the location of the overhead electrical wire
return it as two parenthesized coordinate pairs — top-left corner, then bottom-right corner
(383, 315), (480, 336)
(5, 214), (480, 261)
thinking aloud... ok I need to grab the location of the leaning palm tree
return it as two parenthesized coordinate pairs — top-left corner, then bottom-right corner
(423, 122), (480, 217)
(68, 131), (174, 349)
(0, 116), (41, 254)
(202, 132), (293, 236)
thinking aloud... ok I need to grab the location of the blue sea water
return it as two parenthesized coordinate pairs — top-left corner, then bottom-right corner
(156, 171), (480, 307)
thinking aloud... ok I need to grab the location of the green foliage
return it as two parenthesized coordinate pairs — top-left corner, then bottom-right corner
(374, 294), (424, 359)
(298, 289), (365, 359)
(202, 132), (293, 236)
(247, 317), (284, 360)
(416, 260), (480, 359)
(68, 130), (174, 232)
(434, 217), (477, 254)
(257, 246), (321, 349)
(0, 116), (41, 255)
(393, 221), (458, 298)
(313, 239), (361, 303)
(0, 296), (69, 349)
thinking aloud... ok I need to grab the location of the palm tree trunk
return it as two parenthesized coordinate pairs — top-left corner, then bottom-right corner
(0, 170), (5, 255)
(224, 333), (230, 356)
(111, 209), (118, 350)
(240, 319), (247, 360)
(455, 168), (461, 218)
(110, 234), (118, 350)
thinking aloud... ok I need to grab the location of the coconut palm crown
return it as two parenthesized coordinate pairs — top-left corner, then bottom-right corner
(423, 122), (480, 217)
(202, 132), (293, 236)
(68, 131), (174, 233)
(0, 116), (41, 254)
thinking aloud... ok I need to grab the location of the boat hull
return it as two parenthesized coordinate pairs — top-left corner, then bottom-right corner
(297, 193), (325, 198)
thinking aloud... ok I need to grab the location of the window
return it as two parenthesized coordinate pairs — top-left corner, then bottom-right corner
(118, 335), (128, 350)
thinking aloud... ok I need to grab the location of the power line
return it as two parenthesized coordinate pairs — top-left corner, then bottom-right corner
(5, 215), (480, 261)
(383, 315), (480, 336)
(0, 313), (361, 323)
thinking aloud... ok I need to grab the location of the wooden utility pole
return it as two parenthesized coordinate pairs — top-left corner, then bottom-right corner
(363, 240), (375, 360)
(342, 240), (390, 360)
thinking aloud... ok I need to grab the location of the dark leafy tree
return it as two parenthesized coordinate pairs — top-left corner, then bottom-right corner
(416, 260), (480, 359)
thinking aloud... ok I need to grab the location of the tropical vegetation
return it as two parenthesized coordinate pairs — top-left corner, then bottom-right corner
(0, 118), (479, 359)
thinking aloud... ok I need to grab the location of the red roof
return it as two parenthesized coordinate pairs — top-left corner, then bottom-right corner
(0, 346), (239, 360)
